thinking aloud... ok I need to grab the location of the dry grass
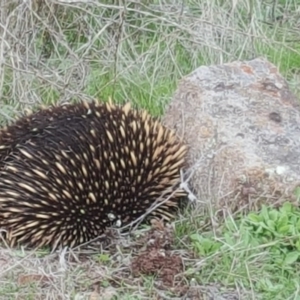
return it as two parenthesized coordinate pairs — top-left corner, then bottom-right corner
(1, 0), (300, 299)
(1, 0), (299, 115)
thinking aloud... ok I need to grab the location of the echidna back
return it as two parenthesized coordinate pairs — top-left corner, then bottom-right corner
(0, 101), (187, 250)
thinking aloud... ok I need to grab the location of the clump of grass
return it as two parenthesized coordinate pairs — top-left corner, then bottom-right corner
(1, 0), (300, 115)
(175, 201), (300, 299)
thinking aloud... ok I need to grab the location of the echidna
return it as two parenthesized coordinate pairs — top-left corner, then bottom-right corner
(0, 100), (187, 250)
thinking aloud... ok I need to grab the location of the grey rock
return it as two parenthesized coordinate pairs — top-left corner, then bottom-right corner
(163, 57), (300, 214)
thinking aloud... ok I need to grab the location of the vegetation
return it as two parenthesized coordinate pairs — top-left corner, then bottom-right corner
(0, 0), (300, 299)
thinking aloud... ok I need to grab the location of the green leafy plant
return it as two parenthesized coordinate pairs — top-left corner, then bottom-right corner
(245, 202), (300, 264)
(190, 233), (222, 256)
(182, 202), (300, 299)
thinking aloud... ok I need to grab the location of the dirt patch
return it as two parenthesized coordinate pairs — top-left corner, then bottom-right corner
(130, 222), (187, 295)
(131, 247), (183, 287)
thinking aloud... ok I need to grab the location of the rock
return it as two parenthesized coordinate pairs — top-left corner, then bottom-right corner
(163, 57), (300, 215)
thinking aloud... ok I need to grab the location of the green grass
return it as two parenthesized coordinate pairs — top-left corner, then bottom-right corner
(175, 201), (300, 299)
(1, 0), (300, 299)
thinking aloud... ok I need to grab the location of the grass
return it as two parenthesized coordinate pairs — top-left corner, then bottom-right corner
(1, 0), (300, 299)
(176, 202), (300, 299)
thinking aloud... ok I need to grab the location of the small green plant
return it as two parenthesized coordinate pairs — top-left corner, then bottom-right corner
(93, 253), (111, 265)
(179, 202), (300, 299)
(245, 202), (300, 265)
(189, 233), (222, 256)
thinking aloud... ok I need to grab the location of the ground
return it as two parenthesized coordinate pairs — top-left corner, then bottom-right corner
(1, 0), (300, 299)
(0, 221), (244, 299)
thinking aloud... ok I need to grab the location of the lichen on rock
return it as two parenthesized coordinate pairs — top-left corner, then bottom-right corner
(163, 57), (300, 215)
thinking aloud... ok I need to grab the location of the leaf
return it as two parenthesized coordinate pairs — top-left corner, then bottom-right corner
(190, 233), (202, 243)
(224, 232), (235, 245)
(276, 215), (289, 229)
(283, 251), (299, 265)
(266, 220), (275, 231)
(190, 234), (207, 255)
(281, 202), (293, 214)
(247, 213), (260, 223)
(268, 210), (278, 221)
(295, 240), (300, 251)
(277, 224), (291, 235)
(255, 225), (264, 235)
(296, 219), (300, 231)
(260, 205), (270, 221)
(98, 254), (110, 263)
